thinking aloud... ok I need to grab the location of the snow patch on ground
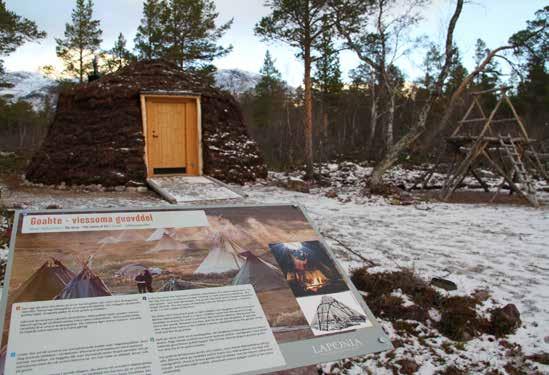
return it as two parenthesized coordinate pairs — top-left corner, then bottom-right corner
(1, 164), (548, 373)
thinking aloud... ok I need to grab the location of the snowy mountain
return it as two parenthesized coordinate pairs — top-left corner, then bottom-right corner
(0, 71), (57, 111)
(0, 68), (261, 112)
(214, 69), (261, 95)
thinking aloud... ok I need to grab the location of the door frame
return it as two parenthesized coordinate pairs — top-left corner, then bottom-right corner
(140, 91), (203, 177)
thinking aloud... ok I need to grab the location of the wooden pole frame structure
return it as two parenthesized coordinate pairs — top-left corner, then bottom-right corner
(441, 86), (547, 207)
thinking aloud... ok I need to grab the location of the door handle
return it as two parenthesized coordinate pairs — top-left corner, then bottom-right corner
(152, 131), (159, 139)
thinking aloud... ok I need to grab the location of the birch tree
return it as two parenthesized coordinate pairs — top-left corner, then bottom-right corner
(336, 0), (427, 156)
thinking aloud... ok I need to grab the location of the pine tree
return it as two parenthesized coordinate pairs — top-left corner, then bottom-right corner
(348, 64), (371, 90)
(106, 33), (133, 72)
(473, 38), (500, 89)
(313, 18), (343, 96)
(134, 0), (163, 60)
(518, 57), (547, 100)
(256, 50), (283, 96)
(444, 46), (468, 95)
(253, 50), (286, 128)
(512, 7), (548, 137)
(419, 43), (442, 90)
(313, 19), (342, 156)
(0, 0), (46, 78)
(255, 0), (356, 178)
(159, 0), (233, 69)
(56, 0), (103, 83)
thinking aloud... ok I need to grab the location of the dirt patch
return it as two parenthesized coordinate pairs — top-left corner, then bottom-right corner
(527, 352), (549, 365)
(346, 267), (546, 374)
(436, 365), (468, 375)
(363, 180), (402, 197)
(438, 296), (490, 341)
(26, 60), (267, 187)
(350, 268), (522, 341)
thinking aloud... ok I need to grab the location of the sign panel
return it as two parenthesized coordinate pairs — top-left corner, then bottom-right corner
(21, 210), (208, 233)
(0, 205), (391, 374)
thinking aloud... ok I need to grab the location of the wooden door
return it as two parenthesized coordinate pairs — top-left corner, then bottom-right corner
(145, 97), (200, 176)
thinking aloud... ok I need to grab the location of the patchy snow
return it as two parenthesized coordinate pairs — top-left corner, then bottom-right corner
(1, 166), (548, 373)
(391, 289), (415, 307)
(240, 184), (549, 373)
(147, 176), (243, 203)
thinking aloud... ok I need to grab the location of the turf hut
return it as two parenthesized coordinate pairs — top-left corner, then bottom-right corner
(231, 251), (287, 292)
(26, 60), (267, 187)
(11, 258), (75, 303)
(55, 265), (112, 299)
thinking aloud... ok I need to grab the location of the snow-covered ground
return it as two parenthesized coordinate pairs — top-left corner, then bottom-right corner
(1, 171), (548, 374)
(241, 185), (549, 374)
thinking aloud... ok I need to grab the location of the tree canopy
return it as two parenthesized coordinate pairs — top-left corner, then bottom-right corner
(56, 0), (103, 82)
(0, 0), (46, 77)
(134, 0), (232, 71)
(134, 0), (164, 60)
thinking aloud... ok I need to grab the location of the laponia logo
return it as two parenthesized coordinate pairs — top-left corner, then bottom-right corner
(312, 338), (363, 355)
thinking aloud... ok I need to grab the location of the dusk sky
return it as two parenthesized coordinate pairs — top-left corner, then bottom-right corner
(3, 0), (546, 86)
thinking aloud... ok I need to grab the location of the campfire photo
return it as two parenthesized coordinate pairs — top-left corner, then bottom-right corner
(268, 241), (349, 297)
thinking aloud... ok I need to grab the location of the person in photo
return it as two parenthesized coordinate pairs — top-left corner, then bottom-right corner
(292, 251), (307, 284)
(135, 271), (146, 293)
(144, 269), (154, 292)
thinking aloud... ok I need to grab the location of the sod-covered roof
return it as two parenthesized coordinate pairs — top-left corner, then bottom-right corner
(26, 60), (267, 186)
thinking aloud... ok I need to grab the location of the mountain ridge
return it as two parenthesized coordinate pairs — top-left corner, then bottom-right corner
(0, 68), (263, 111)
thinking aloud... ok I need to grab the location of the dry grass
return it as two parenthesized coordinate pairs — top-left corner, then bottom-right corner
(351, 267), (521, 341)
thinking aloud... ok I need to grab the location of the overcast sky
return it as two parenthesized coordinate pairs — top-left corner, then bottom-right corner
(3, 0), (546, 86)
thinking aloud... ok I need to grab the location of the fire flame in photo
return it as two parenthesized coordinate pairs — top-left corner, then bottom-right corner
(304, 270), (328, 292)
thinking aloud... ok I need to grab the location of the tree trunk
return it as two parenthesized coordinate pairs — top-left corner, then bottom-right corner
(368, 92), (378, 157)
(286, 99), (293, 166)
(79, 48), (84, 83)
(322, 111), (329, 141)
(351, 109), (357, 149)
(18, 121), (27, 149)
(303, 47), (314, 179)
(321, 110), (329, 160)
(370, 101), (432, 186)
(386, 92), (395, 151)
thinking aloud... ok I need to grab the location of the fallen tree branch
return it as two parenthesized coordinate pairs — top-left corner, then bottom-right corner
(368, 0), (464, 187)
(320, 231), (378, 267)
